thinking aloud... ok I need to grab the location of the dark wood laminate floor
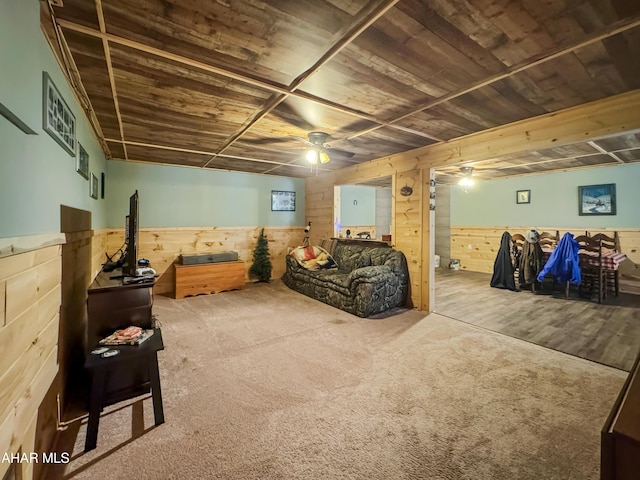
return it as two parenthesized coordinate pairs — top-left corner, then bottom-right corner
(434, 269), (640, 371)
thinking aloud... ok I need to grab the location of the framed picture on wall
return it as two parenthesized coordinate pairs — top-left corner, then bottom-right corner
(76, 143), (89, 179)
(42, 71), (76, 156)
(90, 173), (99, 199)
(516, 189), (530, 204)
(271, 190), (295, 211)
(579, 183), (616, 216)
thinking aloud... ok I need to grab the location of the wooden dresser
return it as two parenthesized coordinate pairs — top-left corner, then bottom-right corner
(601, 350), (640, 479)
(174, 260), (245, 299)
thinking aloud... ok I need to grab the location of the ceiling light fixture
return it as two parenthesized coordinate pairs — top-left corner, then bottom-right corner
(306, 145), (330, 174)
(306, 146), (331, 164)
(458, 166), (475, 192)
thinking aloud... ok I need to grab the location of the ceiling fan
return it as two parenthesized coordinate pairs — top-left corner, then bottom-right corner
(304, 131), (332, 164)
(242, 99), (356, 166)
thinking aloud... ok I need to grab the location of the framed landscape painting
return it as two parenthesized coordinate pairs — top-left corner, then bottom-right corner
(578, 183), (616, 216)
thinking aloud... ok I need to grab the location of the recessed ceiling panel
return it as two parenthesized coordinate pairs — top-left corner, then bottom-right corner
(614, 148), (640, 162)
(60, 29), (121, 139)
(124, 144), (210, 167)
(594, 132), (640, 151)
(97, 0), (383, 87)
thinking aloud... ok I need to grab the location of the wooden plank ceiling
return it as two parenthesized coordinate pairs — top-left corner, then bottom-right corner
(42, 0), (640, 179)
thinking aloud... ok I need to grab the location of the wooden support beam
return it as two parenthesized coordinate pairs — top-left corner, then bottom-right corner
(313, 88), (640, 186)
(415, 89), (640, 168)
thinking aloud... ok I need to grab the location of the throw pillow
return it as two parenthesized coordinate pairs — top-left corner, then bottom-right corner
(303, 246), (316, 260)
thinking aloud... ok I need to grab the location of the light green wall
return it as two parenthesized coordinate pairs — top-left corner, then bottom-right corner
(106, 161), (305, 228)
(340, 185), (376, 226)
(451, 163), (640, 228)
(0, 0), (108, 238)
(0, 0), (305, 238)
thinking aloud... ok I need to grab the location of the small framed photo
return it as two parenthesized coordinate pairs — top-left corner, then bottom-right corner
(579, 183), (616, 216)
(76, 143), (89, 179)
(90, 173), (99, 199)
(42, 71), (76, 156)
(271, 190), (295, 211)
(516, 189), (530, 204)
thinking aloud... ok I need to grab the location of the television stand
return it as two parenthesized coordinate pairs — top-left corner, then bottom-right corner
(87, 269), (155, 350)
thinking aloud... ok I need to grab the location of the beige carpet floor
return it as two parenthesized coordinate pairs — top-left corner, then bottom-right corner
(50, 280), (626, 480)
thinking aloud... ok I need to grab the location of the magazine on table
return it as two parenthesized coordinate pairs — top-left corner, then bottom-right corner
(99, 326), (154, 346)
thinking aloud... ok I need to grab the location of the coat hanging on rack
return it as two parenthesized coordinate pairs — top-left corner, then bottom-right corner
(490, 232), (517, 291)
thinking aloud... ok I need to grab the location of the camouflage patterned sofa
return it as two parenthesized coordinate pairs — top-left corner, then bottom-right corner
(282, 240), (409, 317)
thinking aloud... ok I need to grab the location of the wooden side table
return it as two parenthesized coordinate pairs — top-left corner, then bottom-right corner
(84, 328), (165, 451)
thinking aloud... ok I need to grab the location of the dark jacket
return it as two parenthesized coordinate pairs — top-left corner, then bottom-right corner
(537, 232), (581, 284)
(490, 232), (517, 291)
(519, 240), (544, 286)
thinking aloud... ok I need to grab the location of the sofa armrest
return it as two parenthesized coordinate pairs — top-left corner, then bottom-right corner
(285, 254), (299, 268)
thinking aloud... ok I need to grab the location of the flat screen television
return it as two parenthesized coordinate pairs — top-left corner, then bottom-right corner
(124, 190), (139, 276)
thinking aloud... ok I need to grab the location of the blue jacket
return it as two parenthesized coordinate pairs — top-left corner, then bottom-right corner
(537, 232), (581, 284)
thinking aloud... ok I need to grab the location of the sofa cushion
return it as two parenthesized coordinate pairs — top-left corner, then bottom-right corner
(290, 245), (338, 271)
(320, 238), (339, 256)
(333, 244), (372, 272)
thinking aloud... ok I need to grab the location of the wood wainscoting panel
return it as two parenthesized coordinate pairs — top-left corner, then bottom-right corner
(91, 229), (109, 278)
(450, 227), (640, 275)
(619, 230), (640, 264)
(0, 280), (4, 328)
(0, 240), (62, 480)
(106, 227), (301, 295)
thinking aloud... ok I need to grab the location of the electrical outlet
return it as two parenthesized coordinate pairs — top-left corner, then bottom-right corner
(467, 244), (472, 250)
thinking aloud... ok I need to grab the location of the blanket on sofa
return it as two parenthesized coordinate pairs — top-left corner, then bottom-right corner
(290, 245), (338, 271)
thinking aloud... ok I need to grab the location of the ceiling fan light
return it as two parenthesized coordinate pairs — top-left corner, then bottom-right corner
(319, 149), (330, 164)
(306, 149), (318, 164)
(458, 177), (475, 187)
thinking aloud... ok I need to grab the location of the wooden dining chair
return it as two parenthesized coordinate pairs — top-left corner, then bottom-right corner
(510, 233), (525, 289)
(537, 230), (564, 296)
(538, 230), (560, 249)
(575, 235), (606, 303)
(589, 232), (620, 296)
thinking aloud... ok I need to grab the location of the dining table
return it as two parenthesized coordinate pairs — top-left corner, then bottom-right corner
(540, 245), (628, 297)
(577, 249), (628, 270)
